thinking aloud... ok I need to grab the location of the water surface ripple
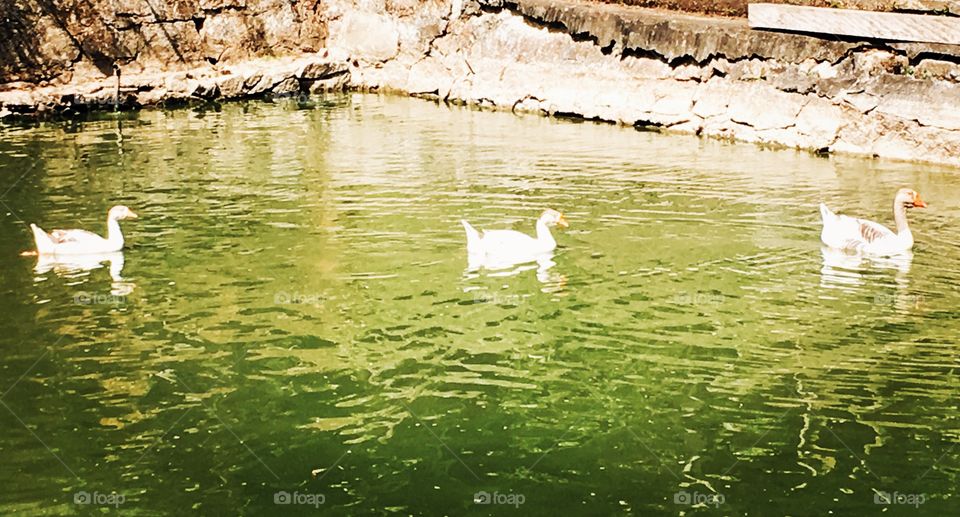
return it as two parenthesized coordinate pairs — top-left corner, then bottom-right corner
(1, 94), (958, 515)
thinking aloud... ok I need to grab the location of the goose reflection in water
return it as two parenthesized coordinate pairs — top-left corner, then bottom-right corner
(464, 251), (568, 298)
(34, 251), (135, 297)
(819, 246), (921, 311)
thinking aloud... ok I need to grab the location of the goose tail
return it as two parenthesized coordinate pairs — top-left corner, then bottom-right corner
(30, 224), (54, 255)
(818, 203), (841, 247)
(461, 220), (481, 253)
(818, 203), (836, 223)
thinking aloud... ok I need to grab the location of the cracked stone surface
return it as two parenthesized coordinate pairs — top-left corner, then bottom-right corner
(0, 0), (328, 82)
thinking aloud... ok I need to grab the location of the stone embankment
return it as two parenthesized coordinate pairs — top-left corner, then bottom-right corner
(328, 0), (960, 166)
(3, 0), (960, 166)
(0, 54), (350, 117)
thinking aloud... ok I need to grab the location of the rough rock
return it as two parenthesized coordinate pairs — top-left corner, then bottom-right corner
(308, 73), (351, 93)
(328, 12), (401, 63)
(271, 77), (301, 95)
(0, 0), (329, 84)
(794, 96), (845, 141)
(200, 12), (266, 63)
(297, 59), (349, 80)
(216, 75), (247, 98)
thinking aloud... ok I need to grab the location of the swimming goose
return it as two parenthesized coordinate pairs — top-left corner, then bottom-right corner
(30, 205), (138, 255)
(461, 209), (568, 261)
(819, 189), (925, 255)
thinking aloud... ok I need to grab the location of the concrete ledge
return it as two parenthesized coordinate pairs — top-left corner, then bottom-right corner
(491, 0), (960, 64)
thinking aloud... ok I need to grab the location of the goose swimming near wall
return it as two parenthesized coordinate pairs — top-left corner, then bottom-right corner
(819, 189), (925, 255)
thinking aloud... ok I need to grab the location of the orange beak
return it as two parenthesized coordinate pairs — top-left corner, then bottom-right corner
(127, 210), (139, 219)
(914, 194), (927, 208)
(557, 214), (569, 228)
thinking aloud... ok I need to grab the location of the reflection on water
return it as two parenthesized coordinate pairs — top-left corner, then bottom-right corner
(34, 252), (134, 296)
(466, 250), (563, 281)
(819, 246), (913, 288)
(464, 252), (567, 300)
(35, 251), (126, 280)
(1, 94), (959, 515)
(819, 246), (926, 315)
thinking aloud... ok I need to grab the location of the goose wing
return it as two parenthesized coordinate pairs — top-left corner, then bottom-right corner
(49, 229), (102, 244)
(837, 217), (895, 249)
(856, 218), (895, 243)
(476, 229), (538, 250)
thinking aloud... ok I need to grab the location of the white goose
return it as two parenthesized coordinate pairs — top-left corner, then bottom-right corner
(819, 188), (926, 255)
(30, 205), (138, 255)
(461, 209), (568, 263)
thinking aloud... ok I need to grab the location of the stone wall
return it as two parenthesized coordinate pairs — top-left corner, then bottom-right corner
(0, 0), (327, 84)
(323, 0), (960, 166)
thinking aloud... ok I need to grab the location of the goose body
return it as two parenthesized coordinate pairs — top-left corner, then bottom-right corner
(819, 189), (925, 255)
(461, 209), (568, 265)
(30, 206), (138, 255)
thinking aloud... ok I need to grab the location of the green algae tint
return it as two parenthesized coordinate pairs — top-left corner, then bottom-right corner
(1, 94), (958, 515)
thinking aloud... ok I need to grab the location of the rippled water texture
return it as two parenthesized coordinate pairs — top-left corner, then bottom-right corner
(1, 94), (959, 515)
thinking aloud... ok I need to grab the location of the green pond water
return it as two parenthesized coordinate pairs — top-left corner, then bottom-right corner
(1, 94), (959, 515)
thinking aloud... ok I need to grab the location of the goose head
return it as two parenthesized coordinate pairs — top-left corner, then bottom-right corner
(895, 188), (927, 209)
(108, 205), (139, 221)
(539, 208), (569, 228)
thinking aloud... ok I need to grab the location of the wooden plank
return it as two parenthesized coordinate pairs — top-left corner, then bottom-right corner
(748, 3), (960, 45)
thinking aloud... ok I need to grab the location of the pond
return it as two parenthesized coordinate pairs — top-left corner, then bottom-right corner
(0, 94), (958, 515)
